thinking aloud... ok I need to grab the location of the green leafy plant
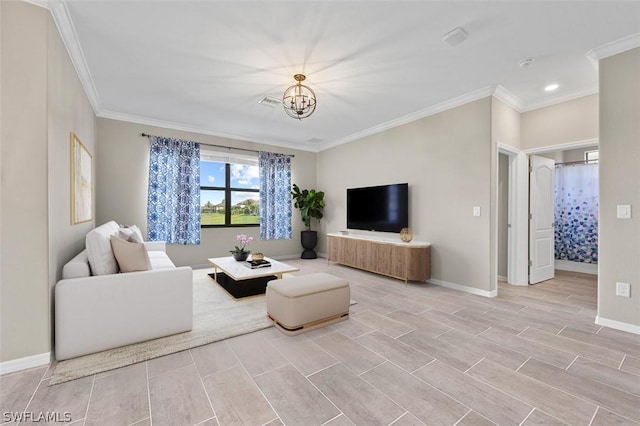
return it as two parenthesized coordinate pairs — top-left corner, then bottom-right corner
(291, 184), (325, 231)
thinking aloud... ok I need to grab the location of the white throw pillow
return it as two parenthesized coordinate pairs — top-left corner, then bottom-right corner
(110, 236), (151, 273)
(119, 225), (144, 243)
(85, 221), (121, 275)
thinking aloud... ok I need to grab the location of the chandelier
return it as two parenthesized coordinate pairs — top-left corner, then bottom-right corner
(283, 74), (317, 120)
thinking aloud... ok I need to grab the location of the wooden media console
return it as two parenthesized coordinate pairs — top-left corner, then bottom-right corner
(327, 233), (431, 283)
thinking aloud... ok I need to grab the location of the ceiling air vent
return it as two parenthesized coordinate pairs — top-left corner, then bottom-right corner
(307, 138), (323, 143)
(258, 96), (281, 107)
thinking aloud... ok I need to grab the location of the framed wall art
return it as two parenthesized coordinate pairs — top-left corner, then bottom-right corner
(70, 132), (93, 224)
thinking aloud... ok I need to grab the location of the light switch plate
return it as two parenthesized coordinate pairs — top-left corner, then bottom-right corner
(617, 205), (632, 219)
(616, 282), (631, 298)
(473, 206), (481, 217)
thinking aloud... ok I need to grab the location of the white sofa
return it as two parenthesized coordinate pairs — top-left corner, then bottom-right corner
(55, 221), (193, 360)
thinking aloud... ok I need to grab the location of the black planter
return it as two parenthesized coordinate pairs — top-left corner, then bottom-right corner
(300, 230), (318, 259)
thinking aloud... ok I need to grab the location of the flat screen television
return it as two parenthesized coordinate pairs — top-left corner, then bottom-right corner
(347, 183), (409, 233)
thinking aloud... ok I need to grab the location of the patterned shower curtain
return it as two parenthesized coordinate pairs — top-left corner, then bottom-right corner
(259, 151), (292, 240)
(147, 136), (201, 244)
(554, 163), (598, 263)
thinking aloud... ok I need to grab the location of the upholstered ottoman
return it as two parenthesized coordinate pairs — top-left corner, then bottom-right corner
(266, 273), (350, 335)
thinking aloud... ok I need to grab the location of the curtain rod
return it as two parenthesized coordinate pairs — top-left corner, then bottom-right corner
(140, 133), (295, 158)
(555, 160), (598, 166)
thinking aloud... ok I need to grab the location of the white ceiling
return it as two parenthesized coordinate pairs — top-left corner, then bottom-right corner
(48, 1), (640, 151)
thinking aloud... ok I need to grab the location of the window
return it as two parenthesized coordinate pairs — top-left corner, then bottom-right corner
(200, 153), (260, 227)
(585, 150), (599, 164)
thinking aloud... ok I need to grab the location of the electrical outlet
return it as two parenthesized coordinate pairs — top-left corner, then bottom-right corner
(616, 282), (631, 298)
(617, 205), (632, 219)
(473, 206), (481, 217)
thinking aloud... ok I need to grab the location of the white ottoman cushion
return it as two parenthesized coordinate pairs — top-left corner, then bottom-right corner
(266, 273), (350, 334)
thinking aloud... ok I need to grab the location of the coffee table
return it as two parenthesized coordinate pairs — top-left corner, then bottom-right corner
(207, 256), (300, 299)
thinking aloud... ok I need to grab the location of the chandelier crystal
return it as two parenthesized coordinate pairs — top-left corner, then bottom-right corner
(283, 74), (317, 120)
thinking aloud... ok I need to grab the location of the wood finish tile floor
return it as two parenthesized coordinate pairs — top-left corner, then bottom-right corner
(3, 260), (639, 425)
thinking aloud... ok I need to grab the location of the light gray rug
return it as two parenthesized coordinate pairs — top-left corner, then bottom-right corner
(49, 268), (273, 385)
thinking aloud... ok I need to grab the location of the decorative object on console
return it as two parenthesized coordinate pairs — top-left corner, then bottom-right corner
(291, 183), (325, 259)
(70, 132), (93, 225)
(400, 227), (413, 242)
(230, 234), (254, 261)
(282, 74), (317, 120)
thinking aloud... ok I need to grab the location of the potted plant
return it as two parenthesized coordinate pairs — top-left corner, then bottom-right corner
(291, 183), (325, 259)
(229, 234), (254, 261)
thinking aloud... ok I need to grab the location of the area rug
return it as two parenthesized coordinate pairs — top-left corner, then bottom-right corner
(49, 268), (273, 385)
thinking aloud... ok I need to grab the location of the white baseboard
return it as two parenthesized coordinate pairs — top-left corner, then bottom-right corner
(0, 352), (50, 375)
(555, 260), (598, 275)
(596, 316), (640, 335)
(429, 278), (497, 298)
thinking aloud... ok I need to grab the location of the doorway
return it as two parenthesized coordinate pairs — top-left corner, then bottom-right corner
(535, 146), (599, 276)
(497, 141), (599, 290)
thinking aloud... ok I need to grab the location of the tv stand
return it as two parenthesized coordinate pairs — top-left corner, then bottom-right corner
(327, 233), (431, 283)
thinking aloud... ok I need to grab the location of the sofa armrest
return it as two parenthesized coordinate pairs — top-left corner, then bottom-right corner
(144, 241), (166, 252)
(55, 266), (192, 360)
(62, 250), (91, 279)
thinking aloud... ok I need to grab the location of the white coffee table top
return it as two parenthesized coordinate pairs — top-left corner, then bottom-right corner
(208, 256), (299, 281)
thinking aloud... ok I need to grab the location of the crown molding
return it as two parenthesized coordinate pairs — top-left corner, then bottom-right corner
(586, 32), (640, 61)
(520, 87), (598, 113)
(98, 110), (320, 153)
(22, 0), (49, 9)
(492, 85), (523, 112)
(47, 0), (102, 114)
(524, 138), (598, 154)
(318, 86), (494, 151)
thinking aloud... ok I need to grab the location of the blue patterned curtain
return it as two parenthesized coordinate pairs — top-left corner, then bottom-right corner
(259, 151), (292, 240)
(147, 136), (201, 244)
(554, 163), (598, 263)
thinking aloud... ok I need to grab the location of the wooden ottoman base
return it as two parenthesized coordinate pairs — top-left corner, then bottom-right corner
(266, 273), (350, 336)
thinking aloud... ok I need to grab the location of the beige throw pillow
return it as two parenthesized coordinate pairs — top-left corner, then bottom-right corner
(110, 235), (151, 273)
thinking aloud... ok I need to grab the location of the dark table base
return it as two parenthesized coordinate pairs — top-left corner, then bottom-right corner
(208, 272), (277, 299)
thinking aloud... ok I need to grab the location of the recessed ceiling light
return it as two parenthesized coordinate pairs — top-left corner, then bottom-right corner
(518, 57), (534, 68)
(545, 83), (559, 92)
(442, 27), (468, 47)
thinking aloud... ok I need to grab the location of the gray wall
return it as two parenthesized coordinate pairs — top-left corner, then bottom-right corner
(0, 1), (50, 362)
(96, 118), (317, 267)
(318, 98), (494, 293)
(47, 11), (97, 351)
(522, 94), (599, 150)
(599, 47), (640, 327)
(0, 1), (96, 364)
(492, 97), (521, 283)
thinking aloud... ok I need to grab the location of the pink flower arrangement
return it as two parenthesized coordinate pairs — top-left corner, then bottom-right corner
(230, 234), (254, 255)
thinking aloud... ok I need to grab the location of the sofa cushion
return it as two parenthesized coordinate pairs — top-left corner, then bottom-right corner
(86, 221), (121, 275)
(110, 236), (152, 273)
(111, 235), (151, 272)
(118, 225), (144, 243)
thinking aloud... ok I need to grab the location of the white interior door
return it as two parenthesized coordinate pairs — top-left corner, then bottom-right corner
(529, 155), (555, 284)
